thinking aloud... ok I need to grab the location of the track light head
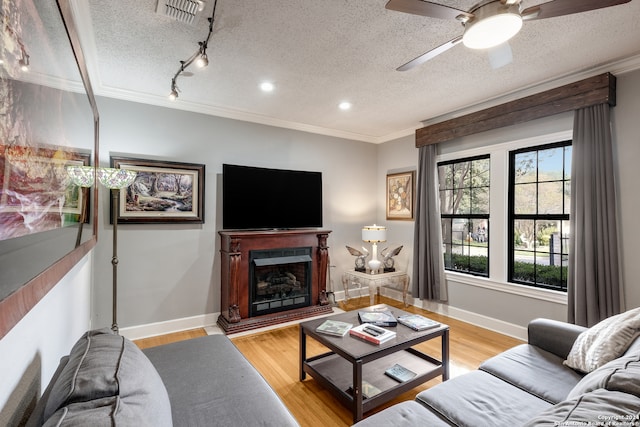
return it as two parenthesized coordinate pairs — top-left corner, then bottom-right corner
(19, 52), (29, 71)
(196, 53), (209, 68)
(169, 79), (179, 100)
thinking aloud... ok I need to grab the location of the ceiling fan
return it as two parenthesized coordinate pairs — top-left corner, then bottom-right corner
(386, 0), (632, 71)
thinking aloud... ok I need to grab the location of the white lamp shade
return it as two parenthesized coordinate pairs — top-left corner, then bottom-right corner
(97, 168), (137, 189)
(362, 225), (387, 243)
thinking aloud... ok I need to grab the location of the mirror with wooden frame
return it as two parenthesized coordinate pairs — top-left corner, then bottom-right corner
(0, 0), (99, 339)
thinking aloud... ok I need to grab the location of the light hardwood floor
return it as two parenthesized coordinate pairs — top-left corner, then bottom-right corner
(134, 296), (524, 426)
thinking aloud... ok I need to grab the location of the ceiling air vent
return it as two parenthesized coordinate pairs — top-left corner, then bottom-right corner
(156, 0), (204, 25)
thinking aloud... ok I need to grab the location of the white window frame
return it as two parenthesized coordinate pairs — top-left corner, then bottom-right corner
(437, 130), (571, 305)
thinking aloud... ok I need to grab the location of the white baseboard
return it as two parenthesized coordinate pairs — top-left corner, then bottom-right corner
(411, 296), (528, 341)
(343, 285), (528, 341)
(119, 313), (219, 341)
(121, 287), (527, 342)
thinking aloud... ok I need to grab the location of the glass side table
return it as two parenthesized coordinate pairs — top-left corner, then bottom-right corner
(342, 270), (410, 306)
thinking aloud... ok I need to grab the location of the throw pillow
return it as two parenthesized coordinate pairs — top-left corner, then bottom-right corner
(44, 329), (123, 419)
(564, 307), (640, 373)
(568, 352), (640, 399)
(42, 328), (173, 427)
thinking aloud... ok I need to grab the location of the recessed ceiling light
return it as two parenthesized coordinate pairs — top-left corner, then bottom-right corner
(260, 82), (274, 92)
(339, 101), (352, 111)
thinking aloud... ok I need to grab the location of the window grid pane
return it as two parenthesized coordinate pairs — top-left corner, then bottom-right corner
(509, 141), (571, 292)
(438, 155), (490, 278)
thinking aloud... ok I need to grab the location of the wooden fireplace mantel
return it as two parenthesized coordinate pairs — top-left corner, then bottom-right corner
(217, 229), (333, 334)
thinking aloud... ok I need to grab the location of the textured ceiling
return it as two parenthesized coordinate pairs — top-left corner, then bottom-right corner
(67, 0), (640, 142)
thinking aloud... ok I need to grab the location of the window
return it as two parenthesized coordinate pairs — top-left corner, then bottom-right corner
(438, 155), (490, 277)
(508, 141), (571, 291)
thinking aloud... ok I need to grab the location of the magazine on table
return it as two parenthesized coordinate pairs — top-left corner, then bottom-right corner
(397, 313), (440, 331)
(385, 364), (417, 382)
(357, 305), (397, 327)
(349, 323), (396, 345)
(315, 319), (353, 337)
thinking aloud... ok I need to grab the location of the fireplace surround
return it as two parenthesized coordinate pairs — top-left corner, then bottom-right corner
(218, 229), (332, 334)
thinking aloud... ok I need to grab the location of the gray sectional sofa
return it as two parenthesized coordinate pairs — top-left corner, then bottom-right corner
(353, 316), (640, 426)
(26, 328), (299, 426)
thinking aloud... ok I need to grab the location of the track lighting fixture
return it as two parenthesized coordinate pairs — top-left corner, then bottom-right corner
(167, 0), (218, 100)
(19, 51), (29, 72)
(169, 78), (179, 101)
(195, 42), (209, 68)
(196, 52), (209, 68)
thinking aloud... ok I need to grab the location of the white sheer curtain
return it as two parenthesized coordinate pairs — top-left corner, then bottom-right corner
(413, 144), (447, 301)
(568, 103), (622, 327)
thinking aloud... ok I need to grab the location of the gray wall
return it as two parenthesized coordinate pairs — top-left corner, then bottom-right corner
(93, 97), (379, 330)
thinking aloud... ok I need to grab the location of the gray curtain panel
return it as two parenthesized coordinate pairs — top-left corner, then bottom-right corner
(568, 103), (622, 327)
(413, 144), (447, 301)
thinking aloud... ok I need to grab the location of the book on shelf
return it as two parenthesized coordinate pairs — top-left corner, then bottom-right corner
(315, 319), (353, 337)
(346, 380), (382, 399)
(357, 305), (397, 327)
(385, 364), (417, 383)
(397, 314), (440, 331)
(349, 323), (396, 345)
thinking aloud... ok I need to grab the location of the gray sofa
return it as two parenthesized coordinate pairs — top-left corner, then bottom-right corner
(26, 328), (299, 426)
(353, 317), (640, 426)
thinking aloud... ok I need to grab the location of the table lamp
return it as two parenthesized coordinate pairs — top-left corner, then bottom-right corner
(362, 224), (386, 274)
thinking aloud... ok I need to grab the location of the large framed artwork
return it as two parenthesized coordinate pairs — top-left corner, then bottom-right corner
(0, 0), (100, 339)
(111, 157), (205, 224)
(0, 144), (91, 241)
(386, 171), (415, 221)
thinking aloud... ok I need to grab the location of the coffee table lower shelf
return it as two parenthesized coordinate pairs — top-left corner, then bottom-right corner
(303, 348), (443, 418)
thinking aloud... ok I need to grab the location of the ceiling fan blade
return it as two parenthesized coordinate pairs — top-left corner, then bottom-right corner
(488, 42), (513, 69)
(397, 36), (463, 71)
(522, 0), (631, 21)
(385, 0), (470, 20)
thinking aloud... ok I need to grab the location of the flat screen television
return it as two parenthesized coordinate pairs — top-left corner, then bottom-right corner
(222, 164), (323, 230)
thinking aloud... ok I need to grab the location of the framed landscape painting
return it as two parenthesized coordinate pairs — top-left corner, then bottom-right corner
(111, 157), (205, 224)
(0, 144), (91, 241)
(386, 171), (415, 221)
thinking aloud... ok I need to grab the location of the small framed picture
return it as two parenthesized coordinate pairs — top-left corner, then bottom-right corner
(111, 156), (205, 224)
(386, 171), (415, 221)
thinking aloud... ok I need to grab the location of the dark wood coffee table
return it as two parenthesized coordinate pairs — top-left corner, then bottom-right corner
(299, 306), (449, 422)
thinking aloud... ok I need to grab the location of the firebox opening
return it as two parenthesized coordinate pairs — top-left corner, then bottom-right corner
(249, 247), (312, 317)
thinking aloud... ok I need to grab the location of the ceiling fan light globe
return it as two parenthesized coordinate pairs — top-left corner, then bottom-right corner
(462, 1), (523, 50)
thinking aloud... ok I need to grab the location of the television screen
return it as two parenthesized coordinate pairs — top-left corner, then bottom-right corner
(222, 164), (323, 230)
